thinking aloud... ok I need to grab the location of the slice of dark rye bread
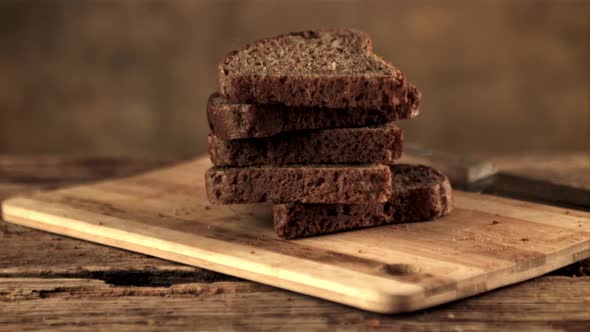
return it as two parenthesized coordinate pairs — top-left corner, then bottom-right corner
(207, 86), (419, 140)
(205, 164), (392, 204)
(273, 164), (453, 239)
(208, 123), (403, 167)
(218, 29), (417, 110)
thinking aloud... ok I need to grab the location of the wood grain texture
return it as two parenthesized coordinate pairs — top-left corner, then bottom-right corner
(1, 154), (589, 330)
(0, 155), (232, 283)
(3, 157), (589, 313)
(1, 277), (589, 331)
(0, 221), (236, 284)
(0, 150), (499, 283)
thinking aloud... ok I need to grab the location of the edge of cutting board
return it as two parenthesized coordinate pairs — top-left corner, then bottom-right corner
(2, 192), (589, 314)
(2, 197), (419, 312)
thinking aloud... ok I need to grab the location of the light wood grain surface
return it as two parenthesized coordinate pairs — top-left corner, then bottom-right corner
(3, 156), (589, 313)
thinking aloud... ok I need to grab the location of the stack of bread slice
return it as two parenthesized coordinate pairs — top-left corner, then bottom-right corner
(205, 29), (453, 239)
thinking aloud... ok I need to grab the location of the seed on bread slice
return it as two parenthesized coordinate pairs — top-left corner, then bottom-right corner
(219, 29), (416, 110)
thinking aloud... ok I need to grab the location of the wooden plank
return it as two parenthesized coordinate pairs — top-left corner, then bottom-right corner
(1, 153), (589, 332)
(0, 153), (585, 280)
(0, 155), (233, 282)
(1, 154), (586, 281)
(0, 151), (500, 283)
(1, 277), (588, 331)
(0, 221), (236, 284)
(3, 157), (588, 313)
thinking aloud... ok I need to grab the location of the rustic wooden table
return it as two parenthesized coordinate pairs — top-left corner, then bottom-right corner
(1, 154), (588, 331)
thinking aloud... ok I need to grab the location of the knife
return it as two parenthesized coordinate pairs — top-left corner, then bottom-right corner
(401, 144), (590, 211)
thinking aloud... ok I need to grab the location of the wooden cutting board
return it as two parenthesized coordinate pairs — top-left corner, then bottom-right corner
(2, 157), (589, 313)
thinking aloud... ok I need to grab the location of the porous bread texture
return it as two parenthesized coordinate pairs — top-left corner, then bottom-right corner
(208, 123), (403, 167)
(273, 165), (453, 239)
(207, 85), (420, 140)
(219, 29), (413, 110)
(205, 164), (392, 204)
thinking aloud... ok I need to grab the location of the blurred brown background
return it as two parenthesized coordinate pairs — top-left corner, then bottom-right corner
(0, 0), (588, 157)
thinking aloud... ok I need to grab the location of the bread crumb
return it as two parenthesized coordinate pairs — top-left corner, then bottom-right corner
(330, 62), (336, 70)
(365, 318), (381, 327)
